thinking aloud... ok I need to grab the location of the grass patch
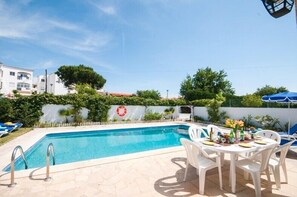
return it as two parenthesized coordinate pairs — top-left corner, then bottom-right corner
(0, 128), (33, 147)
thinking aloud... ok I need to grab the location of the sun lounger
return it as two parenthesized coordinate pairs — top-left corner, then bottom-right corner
(0, 125), (16, 133)
(0, 128), (9, 137)
(278, 123), (297, 136)
(0, 130), (8, 137)
(0, 122), (23, 132)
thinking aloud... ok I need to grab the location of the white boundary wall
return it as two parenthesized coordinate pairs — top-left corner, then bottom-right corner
(194, 107), (297, 126)
(40, 105), (297, 126)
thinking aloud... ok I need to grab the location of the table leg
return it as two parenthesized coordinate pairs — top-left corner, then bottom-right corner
(230, 154), (236, 193)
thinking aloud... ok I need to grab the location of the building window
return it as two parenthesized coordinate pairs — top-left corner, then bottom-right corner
(41, 79), (45, 82)
(0, 82), (2, 89)
(17, 83), (30, 90)
(17, 73), (30, 80)
(10, 72), (15, 76)
(9, 82), (15, 87)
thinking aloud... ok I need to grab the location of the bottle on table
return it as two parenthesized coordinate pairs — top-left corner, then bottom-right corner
(240, 129), (245, 141)
(209, 127), (214, 142)
(229, 129), (234, 144)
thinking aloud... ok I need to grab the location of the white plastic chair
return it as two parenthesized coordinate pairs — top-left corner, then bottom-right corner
(235, 143), (277, 197)
(180, 138), (222, 195)
(188, 125), (220, 160)
(255, 130), (281, 144)
(269, 139), (295, 189)
(188, 125), (208, 141)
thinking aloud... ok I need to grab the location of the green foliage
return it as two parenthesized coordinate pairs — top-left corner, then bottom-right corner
(59, 108), (73, 123)
(242, 114), (254, 128)
(86, 96), (110, 122)
(56, 64), (106, 89)
(254, 85), (288, 97)
(180, 75), (193, 97)
(76, 84), (97, 95)
(190, 99), (212, 106)
(254, 115), (282, 131)
(241, 94), (263, 107)
(144, 110), (162, 121)
(180, 67), (234, 101)
(164, 107), (175, 119)
(12, 90), (21, 98)
(11, 95), (44, 127)
(222, 95), (244, 107)
(164, 107), (175, 114)
(193, 116), (205, 122)
(136, 90), (161, 100)
(192, 67), (234, 95)
(183, 89), (215, 101)
(0, 93), (187, 127)
(207, 93), (227, 123)
(0, 98), (14, 121)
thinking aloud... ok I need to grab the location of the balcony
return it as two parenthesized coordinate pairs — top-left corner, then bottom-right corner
(17, 72), (31, 82)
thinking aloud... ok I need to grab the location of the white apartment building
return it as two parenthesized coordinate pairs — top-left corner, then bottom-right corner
(0, 63), (33, 97)
(33, 73), (69, 95)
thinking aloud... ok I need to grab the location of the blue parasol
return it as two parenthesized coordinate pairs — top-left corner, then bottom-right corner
(262, 92), (297, 134)
(262, 92), (297, 103)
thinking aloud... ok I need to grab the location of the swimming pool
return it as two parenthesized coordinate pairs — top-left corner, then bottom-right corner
(4, 125), (189, 172)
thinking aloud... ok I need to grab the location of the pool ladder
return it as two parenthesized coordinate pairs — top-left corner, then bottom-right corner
(9, 143), (55, 187)
(9, 145), (28, 187)
(45, 143), (55, 181)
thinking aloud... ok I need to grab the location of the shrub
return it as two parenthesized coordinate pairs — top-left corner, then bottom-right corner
(254, 115), (283, 131)
(207, 93), (227, 123)
(241, 94), (262, 107)
(144, 110), (162, 121)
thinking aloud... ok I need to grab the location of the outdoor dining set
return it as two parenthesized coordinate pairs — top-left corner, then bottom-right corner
(181, 124), (295, 197)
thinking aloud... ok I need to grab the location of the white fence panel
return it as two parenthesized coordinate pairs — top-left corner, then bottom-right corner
(40, 104), (297, 127)
(194, 107), (297, 126)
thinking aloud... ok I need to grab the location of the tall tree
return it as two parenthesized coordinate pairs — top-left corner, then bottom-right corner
(136, 90), (161, 100)
(180, 75), (193, 97)
(180, 67), (234, 101)
(55, 65), (106, 89)
(254, 85), (288, 97)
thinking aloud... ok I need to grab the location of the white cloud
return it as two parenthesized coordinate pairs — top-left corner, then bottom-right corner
(29, 60), (56, 70)
(46, 20), (80, 31)
(0, 1), (113, 70)
(87, 0), (116, 15)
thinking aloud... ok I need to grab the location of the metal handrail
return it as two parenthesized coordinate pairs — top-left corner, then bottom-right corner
(45, 143), (55, 181)
(9, 145), (28, 187)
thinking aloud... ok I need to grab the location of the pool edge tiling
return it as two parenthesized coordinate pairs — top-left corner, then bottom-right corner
(0, 122), (189, 178)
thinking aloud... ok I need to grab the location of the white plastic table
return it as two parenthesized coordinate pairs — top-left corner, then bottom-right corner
(194, 138), (278, 193)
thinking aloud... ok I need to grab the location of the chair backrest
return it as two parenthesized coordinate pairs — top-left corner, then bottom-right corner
(277, 139), (295, 165)
(207, 124), (221, 140)
(256, 144), (277, 172)
(188, 125), (208, 140)
(255, 130), (281, 144)
(180, 138), (201, 168)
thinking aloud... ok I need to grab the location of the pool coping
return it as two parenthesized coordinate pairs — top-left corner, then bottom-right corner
(0, 121), (192, 181)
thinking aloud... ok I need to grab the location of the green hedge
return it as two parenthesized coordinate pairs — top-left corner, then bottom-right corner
(0, 94), (187, 127)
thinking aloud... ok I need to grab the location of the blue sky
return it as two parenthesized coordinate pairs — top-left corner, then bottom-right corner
(0, 0), (296, 98)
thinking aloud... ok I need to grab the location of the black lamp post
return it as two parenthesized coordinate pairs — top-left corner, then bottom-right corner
(261, 0), (295, 18)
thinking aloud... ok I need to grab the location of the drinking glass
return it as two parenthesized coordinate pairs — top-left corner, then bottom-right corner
(221, 137), (226, 144)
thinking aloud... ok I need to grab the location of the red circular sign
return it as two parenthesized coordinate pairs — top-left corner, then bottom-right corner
(116, 106), (127, 117)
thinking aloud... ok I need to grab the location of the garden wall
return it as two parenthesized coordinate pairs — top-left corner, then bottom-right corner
(40, 105), (182, 123)
(194, 107), (297, 127)
(40, 105), (297, 127)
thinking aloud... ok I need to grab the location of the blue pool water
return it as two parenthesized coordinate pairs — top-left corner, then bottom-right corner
(4, 125), (189, 172)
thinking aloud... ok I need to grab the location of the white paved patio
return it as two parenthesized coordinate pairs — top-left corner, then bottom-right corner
(1, 123), (297, 196)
